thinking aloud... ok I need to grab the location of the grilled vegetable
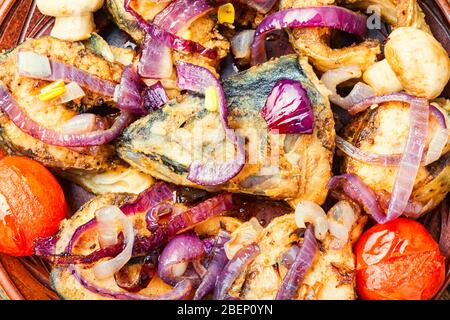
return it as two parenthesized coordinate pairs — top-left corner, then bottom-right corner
(340, 101), (450, 214)
(0, 156), (68, 256)
(0, 37), (123, 171)
(117, 55), (334, 204)
(355, 218), (446, 300)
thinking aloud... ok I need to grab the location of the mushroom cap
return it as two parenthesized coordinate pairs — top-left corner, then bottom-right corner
(36, 0), (104, 17)
(385, 27), (450, 99)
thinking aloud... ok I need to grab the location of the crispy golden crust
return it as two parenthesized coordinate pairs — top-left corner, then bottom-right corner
(341, 102), (450, 213)
(0, 37), (123, 171)
(279, 0), (381, 72)
(230, 204), (367, 300)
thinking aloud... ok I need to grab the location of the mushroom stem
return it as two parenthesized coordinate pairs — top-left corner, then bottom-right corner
(51, 15), (96, 42)
(363, 59), (403, 95)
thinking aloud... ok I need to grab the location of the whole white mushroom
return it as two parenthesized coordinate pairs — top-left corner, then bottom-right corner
(36, 0), (105, 42)
(363, 27), (450, 99)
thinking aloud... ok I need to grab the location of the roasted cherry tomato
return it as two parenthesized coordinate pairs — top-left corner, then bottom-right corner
(0, 156), (68, 256)
(355, 218), (446, 300)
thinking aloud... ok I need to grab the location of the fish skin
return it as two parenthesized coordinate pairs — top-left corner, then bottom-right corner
(118, 55), (334, 204)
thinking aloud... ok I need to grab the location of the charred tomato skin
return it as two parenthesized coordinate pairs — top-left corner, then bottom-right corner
(355, 218), (445, 300)
(0, 156), (68, 256)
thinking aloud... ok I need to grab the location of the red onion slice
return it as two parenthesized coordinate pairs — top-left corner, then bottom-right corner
(35, 183), (174, 264)
(280, 244), (300, 270)
(213, 243), (260, 300)
(261, 79), (314, 134)
(354, 95), (430, 223)
(93, 206), (135, 280)
(138, 36), (173, 79)
(44, 189), (230, 266)
(176, 61), (245, 186)
(117, 65), (168, 114)
(153, 0), (213, 34)
(0, 82), (132, 147)
(276, 225), (317, 300)
(194, 230), (230, 300)
(116, 64), (148, 115)
(143, 81), (169, 112)
(67, 182), (174, 253)
(114, 255), (157, 293)
(250, 6), (368, 66)
(320, 66), (376, 109)
(18, 53), (117, 96)
(167, 193), (234, 237)
(327, 174), (387, 224)
(120, 182), (174, 216)
(387, 99), (428, 221)
(70, 265), (193, 300)
(348, 92), (426, 115)
(157, 233), (205, 285)
(124, 0), (217, 80)
(337, 135), (404, 166)
(337, 105), (448, 166)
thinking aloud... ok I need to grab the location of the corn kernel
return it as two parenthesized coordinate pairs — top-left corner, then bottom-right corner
(38, 80), (66, 101)
(205, 86), (219, 112)
(40, 80), (65, 93)
(218, 3), (235, 25)
(181, 29), (192, 40)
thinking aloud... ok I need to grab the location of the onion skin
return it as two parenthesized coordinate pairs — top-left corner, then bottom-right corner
(250, 6), (368, 66)
(213, 243), (260, 300)
(276, 225), (317, 300)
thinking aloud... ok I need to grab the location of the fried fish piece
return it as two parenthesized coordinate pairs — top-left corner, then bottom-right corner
(279, 0), (381, 72)
(228, 201), (367, 300)
(106, 0), (229, 77)
(118, 55), (335, 204)
(0, 36), (122, 172)
(340, 101), (450, 213)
